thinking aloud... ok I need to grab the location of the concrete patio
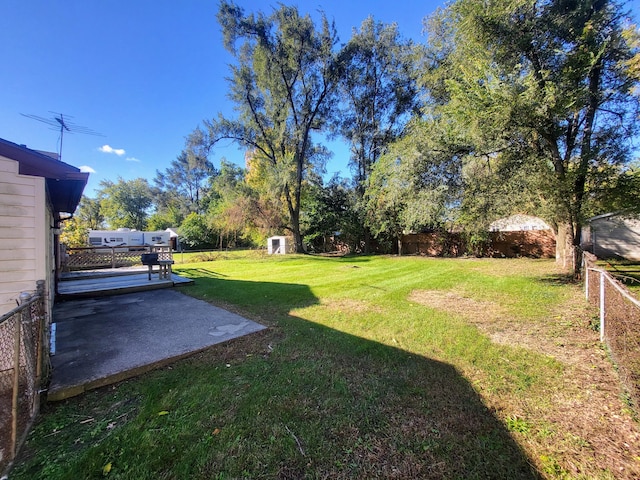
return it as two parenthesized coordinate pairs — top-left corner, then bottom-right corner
(48, 273), (266, 401)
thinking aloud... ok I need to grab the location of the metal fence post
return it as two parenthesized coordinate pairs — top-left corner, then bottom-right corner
(10, 307), (20, 460)
(585, 267), (589, 299)
(34, 280), (45, 415)
(600, 271), (606, 342)
(11, 293), (30, 459)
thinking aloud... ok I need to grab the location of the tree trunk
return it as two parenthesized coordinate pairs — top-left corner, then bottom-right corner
(290, 209), (305, 253)
(363, 227), (371, 254)
(292, 229), (304, 253)
(555, 222), (577, 274)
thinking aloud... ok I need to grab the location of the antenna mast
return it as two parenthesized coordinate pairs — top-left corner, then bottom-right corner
(21, 112), (103, 160)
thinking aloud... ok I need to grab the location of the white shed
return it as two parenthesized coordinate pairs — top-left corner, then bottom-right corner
(267, 236), (295, 254)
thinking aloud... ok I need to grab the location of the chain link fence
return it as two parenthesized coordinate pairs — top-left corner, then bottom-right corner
(584, 252), (640, 411)
(0, 281), (48, 475)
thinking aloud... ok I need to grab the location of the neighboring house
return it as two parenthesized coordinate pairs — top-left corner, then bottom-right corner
(0, 138), (88, 316)
(489, 214), (552, 232)
(488, 214), (555, 258)
(582, 213), (640, 261)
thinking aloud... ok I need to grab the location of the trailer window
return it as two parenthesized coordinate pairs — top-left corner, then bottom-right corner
(89, 237), (102, 246)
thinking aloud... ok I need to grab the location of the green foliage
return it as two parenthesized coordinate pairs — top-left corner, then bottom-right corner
(334, 17), (421, 251)
(147, 205), (183, 231)
(97, 177), (154, 230)
(365, 120), (463, 243)
(336, 17), (420, 190)
(75, 196), (104, 230)
(59, 217), (89, 247)
(582, 162), (640, 217)
(414, 0), (639, 268)
(301, 175), (360, 252)
(179, 212), (215, 249)
(154, 149), (216, 218)
(207, 160), (250, 248)
(60, 196), (105, 247)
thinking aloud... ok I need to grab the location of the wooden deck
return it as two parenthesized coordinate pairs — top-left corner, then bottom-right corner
(57, 267), (194, 299)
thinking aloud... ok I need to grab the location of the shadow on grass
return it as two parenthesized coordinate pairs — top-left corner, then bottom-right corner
(536, 272), (576, 286)
(176, 272), (540, 479)
(12, 270), (541, 480)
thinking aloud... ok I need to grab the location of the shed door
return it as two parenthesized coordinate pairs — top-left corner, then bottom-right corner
(271, 238), (281, 253)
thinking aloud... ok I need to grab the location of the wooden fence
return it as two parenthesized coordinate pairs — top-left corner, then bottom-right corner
(0, 282), (47, 475)
(62, 245), (173, 271)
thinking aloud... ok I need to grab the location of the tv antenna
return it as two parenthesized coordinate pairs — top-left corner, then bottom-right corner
(21, 112), (103, 161)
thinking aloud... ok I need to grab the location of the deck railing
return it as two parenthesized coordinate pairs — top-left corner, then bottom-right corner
(0, 281), (47, 475)
(63, 245), (173, 271)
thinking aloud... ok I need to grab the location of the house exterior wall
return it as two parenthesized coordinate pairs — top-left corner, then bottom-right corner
(0, 156), (48, 316)
(589, 215), (640, 261)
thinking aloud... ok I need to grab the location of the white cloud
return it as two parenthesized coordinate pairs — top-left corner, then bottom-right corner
(79, 165), (96, 173)
(126, 157), (140, 162)
(99, 144), (125, 156)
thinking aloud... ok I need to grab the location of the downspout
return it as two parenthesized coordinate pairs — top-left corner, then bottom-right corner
(54, 213), (74, 297)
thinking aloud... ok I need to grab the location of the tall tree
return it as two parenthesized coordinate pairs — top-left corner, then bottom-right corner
(154, 149), (215, 217)
(302, 174), (360, 253)
(417, 0), (639, 271)
(179, 212), (216, 249)
(75, 196), (104, 230)
(191, 1), (341, 252)
(97, 177), (154, 230)
(366, 120), (465, 254)
(208, 160), (251, 248)
(336, 17), (421, 251)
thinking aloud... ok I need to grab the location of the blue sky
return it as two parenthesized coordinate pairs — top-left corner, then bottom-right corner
(2, 1), (639, 198)
(0, 0), (439, 197)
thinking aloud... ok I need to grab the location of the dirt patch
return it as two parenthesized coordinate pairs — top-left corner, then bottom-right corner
(409, 288), (640, 479)
(409, 290), (504, 323)
(320, 298), (379, 314)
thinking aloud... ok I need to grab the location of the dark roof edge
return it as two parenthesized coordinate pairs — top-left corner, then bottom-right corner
(0, 137), (89, 214)
(0, 137), (87, 179)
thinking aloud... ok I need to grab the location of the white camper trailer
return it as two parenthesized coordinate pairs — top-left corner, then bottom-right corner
(88, 229), (170, 248)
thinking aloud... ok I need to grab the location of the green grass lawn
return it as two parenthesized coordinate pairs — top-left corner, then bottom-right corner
(10, 253), (618, 479)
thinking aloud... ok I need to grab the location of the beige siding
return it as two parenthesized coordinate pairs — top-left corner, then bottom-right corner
(0, 156), (47, 315)
(0, 247), (35, 260)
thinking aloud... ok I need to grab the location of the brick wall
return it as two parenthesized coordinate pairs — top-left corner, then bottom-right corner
(401, 230), (556, 258)
(487, 230), (556, 258)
